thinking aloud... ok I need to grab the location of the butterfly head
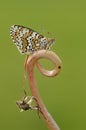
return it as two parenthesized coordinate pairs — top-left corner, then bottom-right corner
(46, 38), (55, 49)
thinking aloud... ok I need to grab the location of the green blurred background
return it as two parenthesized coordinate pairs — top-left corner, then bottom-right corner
(0, 0), (86, 130)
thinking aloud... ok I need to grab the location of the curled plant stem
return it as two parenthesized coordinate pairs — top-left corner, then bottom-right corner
(26, 50), (62, 130)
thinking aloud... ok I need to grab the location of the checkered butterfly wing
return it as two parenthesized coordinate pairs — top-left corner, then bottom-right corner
(10, 25), (55, 55)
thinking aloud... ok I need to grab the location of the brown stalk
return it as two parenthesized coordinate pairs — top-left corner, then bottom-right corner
(26, 50), (62, 130)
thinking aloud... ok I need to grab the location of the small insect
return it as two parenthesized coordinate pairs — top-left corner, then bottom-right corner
(16, 90), (40, 112)
(16, 90), (47, 119)
(10, 25), (55, 55)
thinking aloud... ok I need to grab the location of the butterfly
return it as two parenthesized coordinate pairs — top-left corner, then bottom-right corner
(10, 25), (55, 55)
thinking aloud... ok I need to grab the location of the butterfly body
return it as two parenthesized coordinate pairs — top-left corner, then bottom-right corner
(10, 25), (55, 55)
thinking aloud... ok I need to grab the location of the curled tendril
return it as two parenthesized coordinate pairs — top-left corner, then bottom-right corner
(26, 50), (62, 130)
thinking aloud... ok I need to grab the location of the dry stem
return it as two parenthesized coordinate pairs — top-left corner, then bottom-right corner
(26, 50), (62, 130)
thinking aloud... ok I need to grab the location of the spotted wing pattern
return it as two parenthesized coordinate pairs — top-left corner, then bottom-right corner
(10, 25), (55, 55)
